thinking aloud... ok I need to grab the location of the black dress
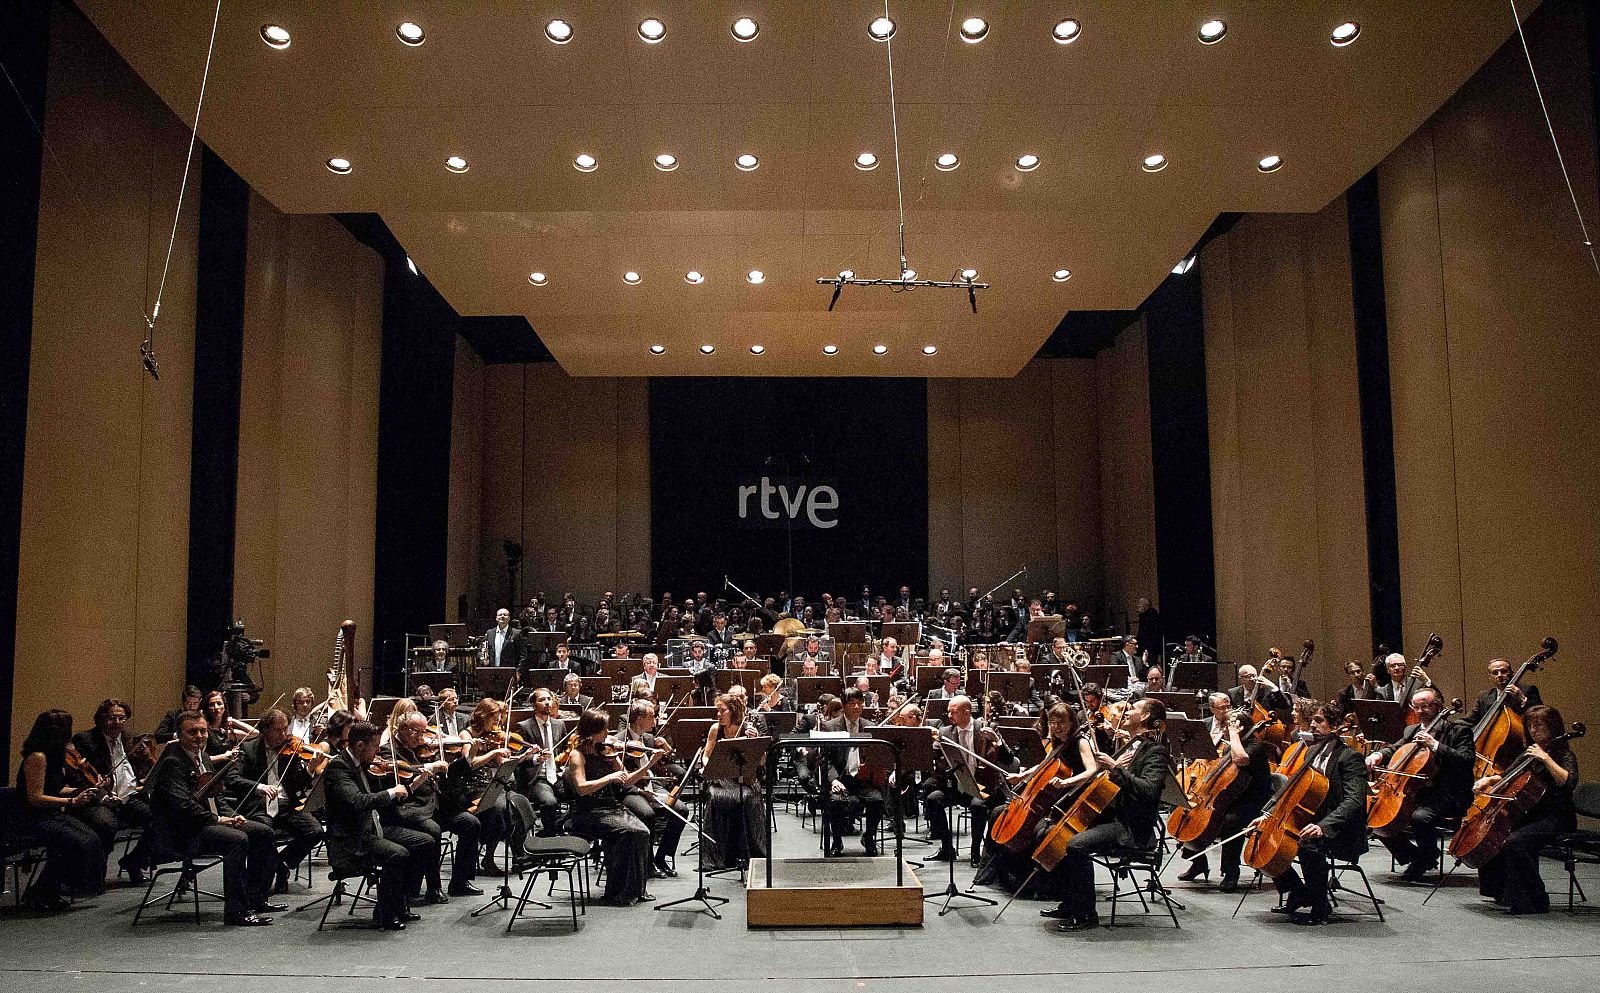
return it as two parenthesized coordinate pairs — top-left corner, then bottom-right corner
(12, 757), (106, 898)
(974, 737), (1088, 898)
(1477, 748), (1579, 914)
(568, 746), (651, 902)
(703, 723), (769, 870)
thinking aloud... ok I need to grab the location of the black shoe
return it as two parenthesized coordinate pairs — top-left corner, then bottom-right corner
(272, 871), (290, 895)
(400, 911), (422, 922)
(1270, 892), (1309, 916)
(969, 851), (983, 867)
(480, 856), (500, 874)
(928, 846), (957, 862)
(1219, 875), (1240, 894)
(1039, 905), (1073, 920)
(1399, 862), (1436, 884)
(119, 857), (146, 886)
(864, 843), (881, 857)
(380, 920), (407, 931)
(1177, 856), (1209, 882)
(1292, 905), (1332, 926)
(422, 890), (450, 905)
(447, 882), (483, 897)
(224, 914), (274, 927)
(825, 845), (843, 857)
(253, 901), (288, 913)
(636, 891), (654, 902)
(23, 890), (71, 913)
(1057, 913), (1100, 932)
(652, 859), (678, 878)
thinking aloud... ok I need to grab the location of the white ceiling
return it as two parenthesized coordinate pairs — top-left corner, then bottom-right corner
(78, 1), (1527, 376)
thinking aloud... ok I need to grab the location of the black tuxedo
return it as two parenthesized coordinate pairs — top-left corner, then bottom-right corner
(323, 751), (432, 924)
(1227, 684), (1291, 712)
(820, 716), (885, 854)
(925, 719), (1017, 859)
(483, 624), (527, 668)
(516, 715), (567, 833)
(66, 729), (153, 866)
(558, 693), (593, 712)
(1462, 684), (1542, 727)
(1272, 738), (1369, 915)
(1372, 717), (1475, 872)
(706, 627), (737, 648)
(1047, 735), (1171, 919)
(388, 743), (480, 895)
(146, 745), (276, 918)
(229, 737), (323, 882)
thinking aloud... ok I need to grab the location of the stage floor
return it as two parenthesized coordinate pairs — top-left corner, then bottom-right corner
(3, 806), (1598, 993)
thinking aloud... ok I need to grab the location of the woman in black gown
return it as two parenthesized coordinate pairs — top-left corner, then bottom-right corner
(1474, 704), (1581, 915)
(566, 708), (659, 905)
(13, 709), (106, 910)
(702, 692), (769, 871)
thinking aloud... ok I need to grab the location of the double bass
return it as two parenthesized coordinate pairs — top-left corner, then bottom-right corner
(1366, 697), (1464, 836)
(1243, 736), (1336, 877)
(1396, 633), (1444, 726)
(1471, 637), (1557, 781)
(1449, 722), (1585, 868)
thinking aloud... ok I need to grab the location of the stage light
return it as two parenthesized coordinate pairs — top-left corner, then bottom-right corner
(260, 25), (291, 49)
(574, 153), (598, 172)
(1052, 19), (1081, 44)
(684, 271), (704, 284)
(736, 153), (760, 171)
(1142, 153), (1168, 172)
(1331, 22), (1360, 47)
(1173, 256), (1196, 274)
(731, 17), (759, 42)
(935, 152), (960, 171)
(700, 344), (715, 354)
(325, 157), (352, 174)
(901, 269), (917, 280)
(746, 270), (765, 284)
(1257, 154), (1283, 173)
(960, 268), (978, 280)
(1053, 268), (1072, 282)
(654, 153), (679, 171)
(750, 345), (766, 354)
(838, 269), (855, 279)
(624, 271), (642, 284)
(397, 22), (426, 46)
(638, 18), (666, 44)
(869, 17), (896, 41)
(855, 152), (879, 171)
(960, 17), (989, 43)
(823, 344), (839, 355)
(445, 155), (470, 173)
(528, 272), (548, 285)
(1016, 153), (1040, 171)
(406, 257), (419, 275)
(649, 344), (666, 354)
(545, 19), (573, 44)
(922, 344), (938, 355)
(873, 344), (888, 355)
(1198, 19), (1226, 44)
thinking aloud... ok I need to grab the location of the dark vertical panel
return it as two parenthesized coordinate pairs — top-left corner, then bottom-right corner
(1143, 271), (1217, 652)
(0, 0), (50, 782)
(184, 148), (249, 689)
(1590, 0), (1600, 207)
(337, 216), (458, 694)
(1347, 171), (1405, 654)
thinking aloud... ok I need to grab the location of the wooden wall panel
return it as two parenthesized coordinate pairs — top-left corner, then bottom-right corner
(445, 337), (484, 621)
(1096, 323), (1159, 624)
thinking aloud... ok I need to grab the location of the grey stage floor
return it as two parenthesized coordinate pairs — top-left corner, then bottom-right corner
(3, 806), (1597, 993)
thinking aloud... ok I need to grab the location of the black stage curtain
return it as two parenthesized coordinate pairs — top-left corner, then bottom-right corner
(184, 148), (249, 689)
(649, 377), (928, 603)
(0, 0), (50, 780)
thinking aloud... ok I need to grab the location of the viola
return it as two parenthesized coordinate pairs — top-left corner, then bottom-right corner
(1471, 637), (1557, 781)
(64, 742), (106, 789)
(1366, 698), (1463, 836)
(1449, 723), (1585, 868)
(1242, 736), (1335, 876)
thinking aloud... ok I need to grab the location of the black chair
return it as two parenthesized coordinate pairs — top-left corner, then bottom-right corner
(1542, 782), (1600, 913)
(1232, 855), (1384, 923)
(131, 849), (226, 925)
(292, 865), (383, 931)
(0, 787), (45, 907)
(1094, 844), (1183, 929)
(505, 793), (589, 933)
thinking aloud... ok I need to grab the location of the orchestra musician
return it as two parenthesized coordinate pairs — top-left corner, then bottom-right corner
(67, 697), (154, 883)
(640, 653), (662, 695)
(287, 686), (319, 742)
(558, 672), (593, 711)
(388, 712), (483, 900)
(618, 699), (688, 878)
(202, 689), (254, 758)
(567, 708), (661, 905)
(1335, 661), (1366, 710)
(146, 711), (280, 926)
(1472, 704), (1578, 915)
(483, 607), (526, 669)
(1042, 698), (1170, 932)
(551, 641), (575, 673)
(460, 699), (514, 872)
(752, 673), (794, 733)
(1461, 657), (1544, 726)
(322, 720), (433, 930)
(1168, 635), (1215, 689)
(1176, 694), (1276, 892)
(926, 694), (1018, 865)
(1267, 699), (1369, 926)
(701, 692), (768, 872)
(927, 667), (964, 700)
(1366, 686), (1475, 882)
(976, 702), (1098, 894)
(12, 710), (106, 912)
(1226, 665), (1290, 712)
(229, 708), (325, 895)
(790, 634), (825, 671)
(821, 688), (886, 857)
(432, 687), (465, 737)
(1363, 652), (1432, 701)
(155, 685), (204, 742)
(514, 688), (567, 835)
(1110, 636), (1143, 683)
(707, 612), (736, 648)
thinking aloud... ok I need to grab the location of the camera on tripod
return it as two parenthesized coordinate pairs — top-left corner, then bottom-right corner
(215, 619), (269, 707)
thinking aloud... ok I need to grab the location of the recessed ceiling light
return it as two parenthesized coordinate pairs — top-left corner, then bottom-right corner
(822, 344), (839, 355)
(959, 17), (989, 43)
(545, 19), (573, 44)
(325, 157), (352, 174)
(1173, 256), (1196, 275)
(684, 270), (704, 284)
(922, 344), (938, 355)
(873, 344), (888, 355)
(731, 17), (759, 42)
(574, 153), (598, 172)
(396, 21), (426, 46)
(838, 269), (855, 279)
(746, 270), (765, 284)
(260, 24), (291, 49)
(959, 268), (978, 280)
(1053, 268), (1072, 282)
(935, 152), (960, 171)
(528, 272), (548, 286)
(623, 271), (642, 284)
(735, 152), (760, 171)
(638, 18), (666, 44)
(1015, 153), (1041, 172)
(649, 344), (666, 354)
(654, 153), (679, 171)
(699, 344), (715, 354)
(406, 257), (419, 276)
(1142, 153), (1168, 172)
(1052, 19), (1082, 44)
(1198, 19), (1226, 44)
(445, 155), (470, 173)
(1331, 21), (1360, 47)
(1257, 154), (1284, 173)
(855, 152), (879, 171)
(750, 345), (766, 355)
(868, 17), (896, 41)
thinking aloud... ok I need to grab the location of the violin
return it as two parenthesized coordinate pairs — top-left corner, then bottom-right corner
(1471, 637), (1557, 781)
(368, 757), (428, 781)
(1449, 722), (1585, 868)
(64, 742), (107, 789)
(600, 736), (668, 760)
(278, 735), (331, 775)
(1367, 697), (1463, 836)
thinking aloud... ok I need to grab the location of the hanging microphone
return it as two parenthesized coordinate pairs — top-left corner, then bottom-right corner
(139, 339), (160, 380)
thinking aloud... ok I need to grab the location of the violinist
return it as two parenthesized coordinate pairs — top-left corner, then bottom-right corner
(821, 688), (886, 857)
(154, 685), (204, 743)
(230, 708), (325, 894)
(1461, 657), (1543, 727)
(460, 699), (515, 872)
(1472, 704), (1577, 915)
(1176, 694), (1275, 892)
(68, 698), (154, 883)
(619, 700), (687, 877)
(1042, 698), (1170, 932)
(514, 688), (567, 836)
(974, 703), (1097, 892)
(382, 698), (418, 748)
(1267, 699), (1368, 926)
(1366, 686), (1475, 881)
(567, 709), (661, 905)
(146, 711), (280, 926)
(387, 712), (483, 901)
(322, 720), (433, 930)
(13, 710), (106, 912)
(432, 687), (465, 738)
(701, 692), (768, 872)
(287, 686), (318, 742)
(203, 689), (253, 759)
(926, 695), (1017, 866)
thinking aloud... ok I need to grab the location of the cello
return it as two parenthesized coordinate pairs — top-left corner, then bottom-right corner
(1471, 638), (1557, 781)
(1242, 736), (1336, 877)
(1167, 713), (1277, 847)
(989, 739), (1069, 853)
(1366, 697), (1463, 836)
(1449, 722), (1584, 868)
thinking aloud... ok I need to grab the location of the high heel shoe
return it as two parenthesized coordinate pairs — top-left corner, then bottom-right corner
(1176, 855), (1210, 882)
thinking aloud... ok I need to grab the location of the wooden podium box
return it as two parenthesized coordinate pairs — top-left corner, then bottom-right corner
(746, 857), (923, 928)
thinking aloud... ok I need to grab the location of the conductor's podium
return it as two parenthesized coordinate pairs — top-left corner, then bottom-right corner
(747, 856), (924, 928)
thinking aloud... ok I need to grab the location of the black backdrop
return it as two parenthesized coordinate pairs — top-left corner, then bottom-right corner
(649, 377), (928, 602)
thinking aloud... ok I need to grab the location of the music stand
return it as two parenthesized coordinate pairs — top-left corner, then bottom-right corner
(652, 675), (694, 709)
(520, 668), (565, 696)
(1152, 691), (1205, 718)
(881, 621), (922, 648)
(1351, 699), (1409, 746)
(523, 631), (568, 669)
(664, 719), (714, 761)
(997, 725), (1046, 769)
(1030, 663), (1068, 693)
(986, 672), (1032, 706)
(600, 658), (644, 685)
(473, 667), (515, 701)
(469, 763), (524, 916)
(578, 676), (612, 705)
(1170, 661), (1222, 692)
(1164, 715), (1218, 765)
(1026, 616), (1066, 661)
(796, 676), (844, 706)
(924, 731), (999, 915)
(760, 711), (798, 737)
(410, 670), (455, 695)
(714, 669), (762, 695)
(1082, 664), (1129, 690)
(924, 698), (951, 725)
(828, 621), (869, 645)
(429, 623), (470, 647)
(916, 665), (950, 695)
(655, 735), (772, 918)
(367, 696), (402, 729)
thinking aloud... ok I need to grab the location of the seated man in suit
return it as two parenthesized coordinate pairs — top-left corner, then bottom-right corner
(1227, 664), (1292, 711)
(1362, 652), (1432, 701)
(388, 711), (483, 901)
(1366, 687), (1475, 881)
(324, 720), (435, 929)
(229, 708), (325, 894)
(927, 668), (965, 701)
(515, 688), (567, 834)
(822, 688), (886, 856)
(1167, 635), (1216, 689)
(1462, 656), (1543, 728)
(1110, 636), (1144, 683)
(1269, 699), (1370, 925)
(558, 673), (593, 712)
(849, 675), (881, 709)
(68, 697), (154, 882)
(925, 695), (1018, 864)
(146, 711), (280, 926)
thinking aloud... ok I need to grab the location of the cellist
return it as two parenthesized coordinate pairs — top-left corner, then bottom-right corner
(1042, 698), (1170, 933)
(1175, 693), (1276, 892)
(1471, 704), (1578, 915)
(1365, 686), (1474, 882)
(1266, 699), (1367, 926)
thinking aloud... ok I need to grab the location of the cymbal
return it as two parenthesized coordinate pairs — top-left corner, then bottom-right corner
(772, 617), (806, 636)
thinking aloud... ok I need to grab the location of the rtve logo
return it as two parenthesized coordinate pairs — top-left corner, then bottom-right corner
(736, 476), (839, 529)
